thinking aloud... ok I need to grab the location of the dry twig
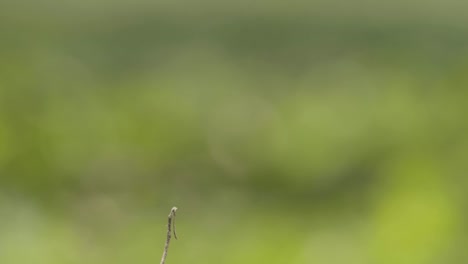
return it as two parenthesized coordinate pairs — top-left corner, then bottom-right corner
(160, 207), (178, 264)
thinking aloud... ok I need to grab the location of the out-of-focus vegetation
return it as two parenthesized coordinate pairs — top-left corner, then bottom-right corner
(1, 1), (468, 264)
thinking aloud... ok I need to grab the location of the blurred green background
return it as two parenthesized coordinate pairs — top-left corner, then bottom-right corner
(1, 1), (468, 263)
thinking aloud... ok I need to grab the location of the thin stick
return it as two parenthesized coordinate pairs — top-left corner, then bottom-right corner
(160, 207), (178, 264)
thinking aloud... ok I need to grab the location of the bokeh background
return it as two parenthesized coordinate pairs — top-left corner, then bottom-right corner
(1, 1), (468, 263)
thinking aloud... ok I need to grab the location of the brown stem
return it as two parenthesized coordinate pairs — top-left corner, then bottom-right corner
(160, 207), (178, 264)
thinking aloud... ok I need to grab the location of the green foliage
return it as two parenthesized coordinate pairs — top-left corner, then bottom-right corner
(0, 1), (467, 263)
